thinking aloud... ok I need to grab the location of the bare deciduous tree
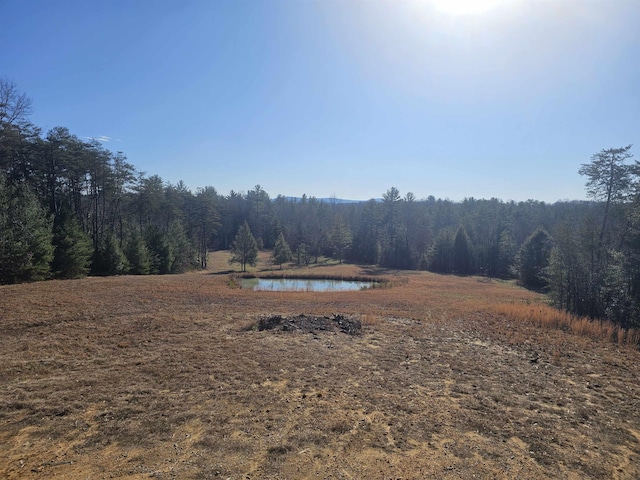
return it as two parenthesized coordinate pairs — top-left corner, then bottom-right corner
(0, 79), (32, 126)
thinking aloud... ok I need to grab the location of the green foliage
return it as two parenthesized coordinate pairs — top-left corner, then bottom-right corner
(272, 232), (292, 269)
(52, 209), (92, 278)
(544, 146), (639, 323)
(329, 214), (352, 264)
(579, 145), (635, 203)
(453, 225), (474, 275)
(92, 231), (127, 276)
(166, 220), (195, 273)
(495, 229), (517, 278)
(600, 249), (637, 327)
(125, 230), (151, 275)
(0, 174), (53, 283)
(246, 184), (272, 248)
(423, 221), (475, 275)
(296, 242), (310, 266)
(192, 186), (220, 269)
(3, 89), (640, 332)
(515, 228), (553, 291)
(478, 226), (516, 279)
(579, 145), (636, 265)
(229, 221), (258, 272)
(547, 219), (594, 316)
(426, 228), (454, 273)
(380, 187), (402, 267)
(145, 225), (172, 274)
(351, 199), (382, 264)
(621, 208), (640, 328)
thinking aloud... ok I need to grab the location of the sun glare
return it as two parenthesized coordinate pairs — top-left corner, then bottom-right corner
(430, 0), (507, 16)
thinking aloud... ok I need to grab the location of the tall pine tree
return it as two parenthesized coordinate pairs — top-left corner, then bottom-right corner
(272, 232), (293, 269)
(229, 221), (258, 272)
(52, 209), (92, 278)
(0, 175), (53, 283)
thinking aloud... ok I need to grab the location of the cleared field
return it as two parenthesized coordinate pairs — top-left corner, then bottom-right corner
(1, 251), (639, 479)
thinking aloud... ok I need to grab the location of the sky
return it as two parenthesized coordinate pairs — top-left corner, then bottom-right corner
(1, 0), (639, 202)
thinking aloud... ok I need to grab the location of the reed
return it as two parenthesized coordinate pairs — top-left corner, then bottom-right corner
(491, 302), (640, 348)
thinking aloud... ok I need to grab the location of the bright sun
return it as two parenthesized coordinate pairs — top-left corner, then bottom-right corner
(430, 0), (507, 16)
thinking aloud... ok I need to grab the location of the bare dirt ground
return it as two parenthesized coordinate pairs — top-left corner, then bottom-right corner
(1, 251), (640, 479)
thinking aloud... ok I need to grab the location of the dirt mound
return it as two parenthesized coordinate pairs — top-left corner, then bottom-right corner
(257, 313), (362, 335)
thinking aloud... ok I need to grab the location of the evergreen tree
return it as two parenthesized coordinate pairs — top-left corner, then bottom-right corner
(547, 220), (592, 315)
(426, 228), (454, 273)
(296, 242), (309, 266)
(92, 231), (127, 276)
(453, 225), (474, 275)
(125, 229), (151, 275)
(191, 186), (220, 269)
(479, 225), (516, 279)
(579, 145), (635, 263)
(515, 228), (553, 291)
(380, 187), (402, 267)
(0, 175), (53, 283)
(619, 204), (640, 327)
(351, 199), (381, 264)
(166, 220), (194, 273)
(496, 229), (517, 278)
(145, 225), (172, 274)
(329, 214), (352, 263)
(272, 232), (292, 269)
(600, 249), (637, 327)
(52, 209), (92, 278)
(229, 221), (258, 272)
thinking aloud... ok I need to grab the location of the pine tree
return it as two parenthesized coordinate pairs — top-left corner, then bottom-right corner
(515, 228), (553, 291)
(272, 232), (293, 269)
(0, 175), (53, 283)
(329, 214), (352, 264)
(229, 221), (258, 272)
(92, 231), (127, 276)
(426, 228), (454, 273)
(125, 230), (151, 275)
(145, 225), (172, 274)
(296, 242), (309, 266)
(166, 220), (194, 274)
(579, 145), (635, 264)
(352, 199), (381, 264)
(496, 229), (516, 279)
(453, 225), (474, 275)
(52, 209), (92, 278)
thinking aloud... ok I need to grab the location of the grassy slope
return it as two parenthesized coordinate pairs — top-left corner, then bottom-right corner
(1, 251), (639, 479)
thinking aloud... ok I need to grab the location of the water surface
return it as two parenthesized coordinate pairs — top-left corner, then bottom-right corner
(240, 278), (375, 292)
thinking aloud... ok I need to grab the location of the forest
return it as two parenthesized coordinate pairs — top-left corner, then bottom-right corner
(2, 79), (639, 329)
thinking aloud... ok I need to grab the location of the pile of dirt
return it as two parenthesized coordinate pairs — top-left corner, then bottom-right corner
(257, 313), (362, 335)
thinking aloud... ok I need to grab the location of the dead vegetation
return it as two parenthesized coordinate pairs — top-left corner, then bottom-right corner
(491, 301), (640, 348)
(255, 314), (362, 335)
(1, 251), (640, 479)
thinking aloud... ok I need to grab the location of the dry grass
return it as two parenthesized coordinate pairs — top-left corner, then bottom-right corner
(1, 250), (640, 479)
(491, 301), (640, 348)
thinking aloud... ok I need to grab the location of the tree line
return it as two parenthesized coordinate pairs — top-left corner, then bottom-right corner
(1, 79), (639, 328)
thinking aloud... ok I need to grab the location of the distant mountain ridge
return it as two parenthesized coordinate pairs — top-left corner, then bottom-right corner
(279, 196), (380, 204)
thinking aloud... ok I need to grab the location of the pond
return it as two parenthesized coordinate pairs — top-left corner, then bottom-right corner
(240, 278), (376, 292)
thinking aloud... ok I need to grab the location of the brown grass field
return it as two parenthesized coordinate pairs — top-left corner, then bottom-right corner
(2, 251), (640, 479)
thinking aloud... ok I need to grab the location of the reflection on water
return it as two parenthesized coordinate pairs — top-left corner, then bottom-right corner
(240, 278), (375, 292)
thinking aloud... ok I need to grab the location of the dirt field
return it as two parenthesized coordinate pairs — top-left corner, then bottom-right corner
(1, 251), (640, 479)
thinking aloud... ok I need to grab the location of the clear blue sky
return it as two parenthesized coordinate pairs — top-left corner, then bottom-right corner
(2, 0), (638, 202)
